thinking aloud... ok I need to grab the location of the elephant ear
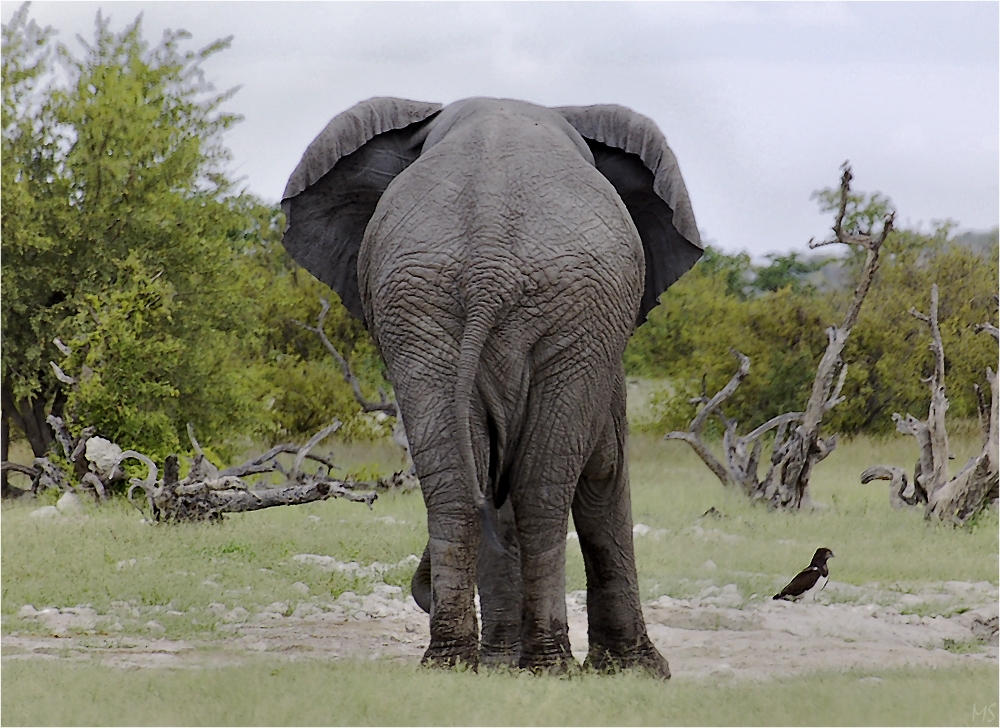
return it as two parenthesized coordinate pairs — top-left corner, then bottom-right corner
(556, 105), (703, 325)
(282, 97), (443, 323)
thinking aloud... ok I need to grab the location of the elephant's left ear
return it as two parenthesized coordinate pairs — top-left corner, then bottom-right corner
(556, 105), (703, 325)
(282, 98), (443, 323)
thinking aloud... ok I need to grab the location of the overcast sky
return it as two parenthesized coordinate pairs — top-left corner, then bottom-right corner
(5, 1), (998, 257)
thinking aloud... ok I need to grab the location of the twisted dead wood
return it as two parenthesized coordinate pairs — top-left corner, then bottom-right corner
(666, 163), (888, 509)
(125, 420), (379, 523)
(863, 289), (998, 524)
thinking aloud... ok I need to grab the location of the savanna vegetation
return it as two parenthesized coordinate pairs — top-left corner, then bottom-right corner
(2, 434), (997, 723)
(1, 6), (389, 494)
(2, 7), (997, 725)
(3, 6), (997, 498)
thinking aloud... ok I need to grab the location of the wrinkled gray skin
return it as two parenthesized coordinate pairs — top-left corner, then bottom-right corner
(282, 97), (702, 676)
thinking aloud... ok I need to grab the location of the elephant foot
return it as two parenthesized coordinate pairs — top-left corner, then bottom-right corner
(422, 638), (479, 670)
(518, 638), (577, 675)
(480, 643), (520, 669)
(584, 641), (671, 680)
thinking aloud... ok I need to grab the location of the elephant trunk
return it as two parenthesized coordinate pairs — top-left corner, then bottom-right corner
(454, 297), (504, 552)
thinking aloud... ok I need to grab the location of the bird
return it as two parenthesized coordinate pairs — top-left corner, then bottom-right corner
(773, 547), (834, 602)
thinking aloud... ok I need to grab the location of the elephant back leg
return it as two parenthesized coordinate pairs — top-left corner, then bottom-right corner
(382, 331), (485, 667)
(572, 367), (670, 678)
(505, 347), (623, 670)
(476, 496), (522, 667)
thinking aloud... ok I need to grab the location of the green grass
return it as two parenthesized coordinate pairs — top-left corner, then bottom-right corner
(614, 433), (998, 604)
(1, 438), (424, 640)
(2, 659), (997, 726)
(2, 433), (996, 641)
(2, 432), (998, 725)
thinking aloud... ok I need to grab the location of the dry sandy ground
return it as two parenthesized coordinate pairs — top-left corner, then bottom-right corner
(4, 577), (997, 680)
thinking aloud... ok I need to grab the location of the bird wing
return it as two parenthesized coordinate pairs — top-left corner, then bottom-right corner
(775, 566), (821, 598)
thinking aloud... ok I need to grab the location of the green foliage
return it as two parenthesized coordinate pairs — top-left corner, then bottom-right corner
(831, 231), (999, 434)
(2, 6), (392, 466)
(627, 223), (998, 437)
(2, 7), (263, 458)
(626, 250), (837, 435)
(229, 213), (392, 443)
(752, 251), (827, 294)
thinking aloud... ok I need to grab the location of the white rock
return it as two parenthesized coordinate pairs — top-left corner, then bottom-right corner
(85, 437), (122, 476)
(222, 607), (250, 622)
(859, 676), (884, 684)
(206, 602), (228, 615)
(144, 620), (165, 633)
(308, 515), (321, 522)
(56, 492), (85, 515)
(633, 524), (651, 536)
(17, 605), (39, 618)
(117, 558), (137, 570)
(566, 531), (579, 540)
(29, 506), (61, 520)
(291, 581), (310, 595)
(701, 560), (717, 571)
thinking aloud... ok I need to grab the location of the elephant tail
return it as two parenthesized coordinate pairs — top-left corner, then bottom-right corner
(454, 298), (505, 552)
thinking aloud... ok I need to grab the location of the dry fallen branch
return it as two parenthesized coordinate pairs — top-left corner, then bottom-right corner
(666, 163), (889, 510)
(863, 288), (998, 524)
(1, 417), (115, 500)
(125, 421), (379, 523)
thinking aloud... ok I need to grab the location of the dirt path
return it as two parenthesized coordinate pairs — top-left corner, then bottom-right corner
(4, 581), (997, 680)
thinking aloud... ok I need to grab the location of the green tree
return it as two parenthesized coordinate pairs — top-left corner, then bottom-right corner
(2, 7), (266, 467)
(626, 195), (997, 438)
(228, 206), (392, 444)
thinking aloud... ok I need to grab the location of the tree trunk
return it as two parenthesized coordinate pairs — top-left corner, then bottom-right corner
(1, 412), (10, 498)
(2, 380), (53, 458)
(664, 163), (889, 510)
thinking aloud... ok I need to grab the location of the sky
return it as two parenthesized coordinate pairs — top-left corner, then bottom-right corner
(4, 1), (998, 258)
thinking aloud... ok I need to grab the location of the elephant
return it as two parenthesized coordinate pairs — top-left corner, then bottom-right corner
(281, 97), (702, 676)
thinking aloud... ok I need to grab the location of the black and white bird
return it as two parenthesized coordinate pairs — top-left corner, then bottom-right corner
(773, 547), (834, 602)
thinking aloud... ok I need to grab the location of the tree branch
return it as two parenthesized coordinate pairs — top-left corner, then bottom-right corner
(293, 299), (398, 416)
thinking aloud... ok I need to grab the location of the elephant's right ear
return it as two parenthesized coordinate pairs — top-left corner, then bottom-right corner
(556, 105), (703, 326)
(282, 98), (443, 323)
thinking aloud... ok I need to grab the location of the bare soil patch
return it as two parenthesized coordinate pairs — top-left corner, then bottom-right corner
(5, 581), (996, 680)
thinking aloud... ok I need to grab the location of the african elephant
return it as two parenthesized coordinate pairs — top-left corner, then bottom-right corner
(281, 97), (702, 675)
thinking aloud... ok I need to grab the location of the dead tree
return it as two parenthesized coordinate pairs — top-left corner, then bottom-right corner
(862, 287), (998, 524)
(665, 163), (891, 509)
(125, 421), (378, 523)
(0, 416), (118, 500)
(294, 298), (398, 417)
(295, 298), (414, 469)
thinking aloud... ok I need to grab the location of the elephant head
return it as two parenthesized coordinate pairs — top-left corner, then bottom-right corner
(282, 97), (700, 676)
